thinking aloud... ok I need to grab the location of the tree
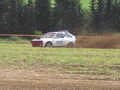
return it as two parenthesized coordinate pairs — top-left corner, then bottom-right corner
(90, 0), (105, 33)
(67, 0), (83, 30)
(0, 0), (25, 34)
(53, 0), (83, 32)
(35, 0), (51, 33)
(18, 0), (36, 34)
(111, 0), (120, 32)
(90, 0), (97, 32)
(104, 0), (113, 31)
(96, 0), (105, 32)
(0, 0), (9, 34)
(7, 0), (18, 34)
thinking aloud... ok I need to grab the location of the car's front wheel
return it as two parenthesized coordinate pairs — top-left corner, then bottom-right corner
(45, 42), (53, 47)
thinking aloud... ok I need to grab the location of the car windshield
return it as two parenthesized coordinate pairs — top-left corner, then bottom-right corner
(42, 32), (55, 38)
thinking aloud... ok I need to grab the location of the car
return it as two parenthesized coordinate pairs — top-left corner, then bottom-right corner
(31, 30), (76, 47)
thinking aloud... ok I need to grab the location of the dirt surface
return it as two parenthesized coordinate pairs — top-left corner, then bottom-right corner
(0, 68), (120, 90)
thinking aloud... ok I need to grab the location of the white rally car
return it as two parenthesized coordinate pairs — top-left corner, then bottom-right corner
(31, 30), (76, 47)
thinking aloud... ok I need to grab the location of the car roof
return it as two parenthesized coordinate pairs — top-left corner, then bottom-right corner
(47, 30), (69, 33)
(57, 30), (68, 32)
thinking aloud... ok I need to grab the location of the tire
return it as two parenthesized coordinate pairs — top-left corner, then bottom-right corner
(45, 42), (52, 47)
(68, 42), (73, 47)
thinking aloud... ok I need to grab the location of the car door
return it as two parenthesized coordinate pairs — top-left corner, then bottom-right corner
(53, 33), (64, 46)
(62, 33), (73, 45)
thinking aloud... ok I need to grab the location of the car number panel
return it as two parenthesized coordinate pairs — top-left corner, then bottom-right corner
(56, 41), (63, 44)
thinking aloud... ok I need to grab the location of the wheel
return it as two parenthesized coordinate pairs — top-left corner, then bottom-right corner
(68, 42), (73, 47)
(45, 42), (52, 47)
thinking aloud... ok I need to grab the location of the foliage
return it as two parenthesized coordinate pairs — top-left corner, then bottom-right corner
(9, 36), (23, 41)
(111, 0), (120, 32)
(0, 0), (120, 35)
(35, 0), (51, 33)
(90, 0), (120, 33)
(53, 0), (83, 31)
(90, 0), (105, 33)
(21, 0), (36, 34)
(34, 30), (42, 35)
(81, 0), (91, 10)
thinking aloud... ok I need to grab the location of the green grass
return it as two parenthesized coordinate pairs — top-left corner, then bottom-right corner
(0, 40), (120, 80)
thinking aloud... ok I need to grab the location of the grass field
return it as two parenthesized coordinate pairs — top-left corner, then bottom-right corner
(0, 40), (120, 80)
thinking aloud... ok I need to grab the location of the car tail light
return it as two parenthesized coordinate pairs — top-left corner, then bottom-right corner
(31, 41), (43, 47)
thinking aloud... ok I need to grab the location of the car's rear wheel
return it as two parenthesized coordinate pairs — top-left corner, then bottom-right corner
(68, 42), (73, 47)
(45, 42), (52, 47)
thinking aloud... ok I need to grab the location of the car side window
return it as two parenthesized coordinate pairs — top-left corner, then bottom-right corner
(63, 33), (72, 38)
(55, 33), (64, 38)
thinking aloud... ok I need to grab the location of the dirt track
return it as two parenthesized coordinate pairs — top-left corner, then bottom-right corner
(0, 69), (120, 90)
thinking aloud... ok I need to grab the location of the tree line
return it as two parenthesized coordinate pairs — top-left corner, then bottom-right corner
(91, 0), (120, 33)
(0, 0), (119, 35)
